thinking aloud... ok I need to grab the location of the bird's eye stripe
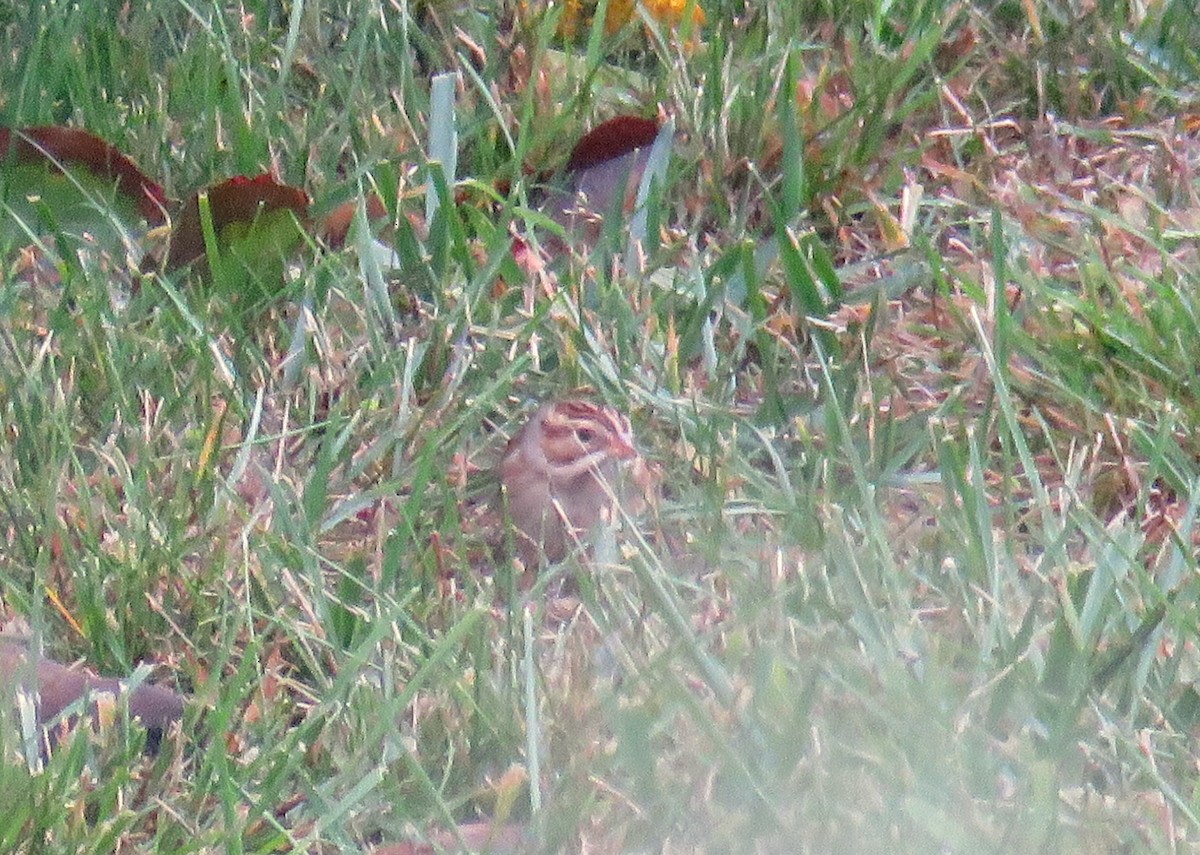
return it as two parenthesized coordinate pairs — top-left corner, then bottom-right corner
(538, 402), (635, 460)
(542, 421), (587, 440)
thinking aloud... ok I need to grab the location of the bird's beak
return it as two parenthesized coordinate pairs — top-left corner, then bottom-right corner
(610, 433), (638, 461)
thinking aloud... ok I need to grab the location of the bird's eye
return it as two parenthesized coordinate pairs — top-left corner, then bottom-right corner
(575, 428), (595, 444)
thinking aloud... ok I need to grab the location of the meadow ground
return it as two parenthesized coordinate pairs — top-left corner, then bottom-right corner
(2, 1), (1200, 852)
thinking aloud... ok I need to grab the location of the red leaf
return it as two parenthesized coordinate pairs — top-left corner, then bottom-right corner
(565, 115), (659, 173)
(0, 126), (169, 225)
(165, 174), (310, 272)
(319, 192), (388, 248)
(537, 116), (663, 249)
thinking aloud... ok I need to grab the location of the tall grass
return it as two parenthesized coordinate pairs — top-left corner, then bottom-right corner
(1, 0), (1199, 852)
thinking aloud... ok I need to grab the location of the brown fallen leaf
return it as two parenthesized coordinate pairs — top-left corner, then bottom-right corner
(319, 192), (390, 248)
(164, 173), (310, 272)
(0, 125), (169, 224)
(540, 115), (662, 249)
(0, 635), (185, 754)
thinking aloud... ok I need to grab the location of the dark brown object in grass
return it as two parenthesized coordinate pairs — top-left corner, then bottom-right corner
(0, 126), (169, 225)
(164, 173), (310, 272)
(541, 115), (662, 248)
(0, 636), (184, 753)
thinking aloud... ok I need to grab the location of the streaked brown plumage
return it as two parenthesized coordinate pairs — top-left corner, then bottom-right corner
(498, 400), (638, 568)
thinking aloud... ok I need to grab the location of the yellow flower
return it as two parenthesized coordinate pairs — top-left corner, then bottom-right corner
(553, 0), (704, 40)
(605, 0), (637, 33)
(554, 0), (585, 39)
(642, 0), (705, 30)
